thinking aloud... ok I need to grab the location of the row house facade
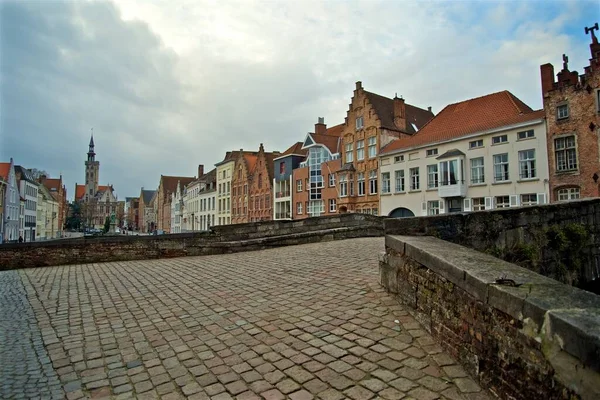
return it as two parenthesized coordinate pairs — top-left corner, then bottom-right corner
(336, 82), (434, 215)
(215, 153), (238, 226)
(138, 189), (156, 233)
(196, 168), (217, 230)
(379, 91), (549, 217)
(541, 26), (600, 201)
(38, 174), (67, 236)
(36, 184), (59, 240)
(291, 119), (344, 219)
(273, 142), (305, 220)
(156, 174), (195, 233)
(0, 159), (19, 243)
(182, 175), (201, 232)
(125, 197), (139, 230)
(15, 165), (39, 241)
(170, 181), (184, 233)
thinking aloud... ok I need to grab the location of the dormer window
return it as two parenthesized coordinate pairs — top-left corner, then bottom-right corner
(426, 148), (438, 157)
(492, 135), (508, 145)
(557, 104), (569, 120)
(355, 116), (364, 130)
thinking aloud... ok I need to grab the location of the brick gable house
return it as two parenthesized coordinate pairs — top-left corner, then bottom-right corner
(248, 144), (280, 222)
(156, 175), (195, 233)
(138, 188), (156, 233)
(231, 151), (257, 224)
(336, 81), (434, 214)
(38, 175), (67, 237)
(540, 24), (600, 201)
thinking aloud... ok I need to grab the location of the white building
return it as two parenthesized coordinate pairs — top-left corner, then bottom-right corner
(215, 153), (237, 226)
(183, 179), (201, 232)
(15, 166), (39, 242)
(37, 184), (59, 240)
(1, 159), (20, 243)
(379, 91), (549, 217)
(197, 168), (217, 230)
(170, 181), (184, 233)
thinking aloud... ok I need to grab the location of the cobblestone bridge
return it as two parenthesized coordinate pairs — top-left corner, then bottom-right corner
(0, 238), (489, 400)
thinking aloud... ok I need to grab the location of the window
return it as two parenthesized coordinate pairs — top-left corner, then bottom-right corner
(470, 157), (484, 184)
(557, 187), (580, 201)
(355, 116), (364, 130)
(279, 162), (285, 175)
(518, 149), (536, 179)
(469, 139), (483, 149)
(518, 130), (534, 140)
(439, 160), (459, 185)
(427, 165), (438, 189)
(357, 173), (365, 196)
(381, 172), (391, 193)
(329, 199), (337, 212)
(368, 137), (377, 158)
(345, 143), (354, 163)
(521, 194), (537, 206)
(427, 200), (440, 215)
(555, 136), (577, 171)
(394, 155), (404, 163)
(340, 174), (348, 197)
(493, 153), (509, 182)
(296, 179), (302, 192)
(472, 197), (485, 211)
(492, 135), (508, 144)
(495, 196), (510, 208)
(296, 202), (302, 214)
(356, 140), (365, 160)
(557, 104), (569, 120)
(426, 148), (438, 157)
(369, 170), (377, 194)
(409, 167), (420, 190)
(395, 170), (405, 192)
(328, 174), (335, 187)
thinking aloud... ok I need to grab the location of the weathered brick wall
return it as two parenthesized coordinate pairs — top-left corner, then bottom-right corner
(0, 213), (383, 270)
(380, 235), (600, 400)
(384, 198), (600, 292)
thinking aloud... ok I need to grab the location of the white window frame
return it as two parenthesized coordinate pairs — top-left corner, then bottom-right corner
(427, 200), (440, 215)
(339, 174), (348, 197)
(557, 104), (569, 120)
(555, 136), (578, 172)
(381, 172), (391, 194)
(472, 197), (486, 211)
(409, 167), (420, 190)
(328, 174), (335, 187)
(355, 116), (364, 130)
(427, 164), (438, 189)
(345, 143), (354, 163)
(357, 172), (365, 196)
(368, 137), (377, 158)
(356, 140), (365, 161)
(470, 157), (485, 184)
(517, 130), (535, 140)
(329, 199), (337, 212)
(394, 155), (405, 163)
(369, 170), (377, 194)
(492, 135), (508, 145)
(469, 139), (483, 149)
(495, 195), (510, 208)
(426, 148), (438, 157)
(395, 170), (405, 193)
(520, 193), (537, 206)
(296, 179), (302, 192)
(518, 149), (536, 180)
(296, 202), (303, 214)
(557, 187), (580, 201)
(493, 153), (509, 182)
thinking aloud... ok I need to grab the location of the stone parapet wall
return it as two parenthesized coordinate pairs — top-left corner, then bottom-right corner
(380, 235), (600, 400)
(0, 214), (383, 270)
(384, 198), (600, 292)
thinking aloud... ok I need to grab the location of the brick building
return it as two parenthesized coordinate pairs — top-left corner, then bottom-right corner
(156, 175), (195, 233)
(248, 144), (279, 222)
(273, 142), (306, 220)
(292, 118), (343, 219)
(39, 175), (67, 236)
(126, 197), (139, 230)
(231, 151), (256, 224)
(541, 24), (600, 201)
(138, 188), (156, 233)
(336, 82), (434, 214)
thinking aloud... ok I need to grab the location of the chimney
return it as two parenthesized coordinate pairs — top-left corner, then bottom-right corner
(259, 143), (264, 152)
(393, 95), (406, 131)
(355, 81), (362, 91)
(315, 117), (327, 135)
(540, 63), (555, 95)
(198, 164), (204, 178)
(427, 106), (432, 113)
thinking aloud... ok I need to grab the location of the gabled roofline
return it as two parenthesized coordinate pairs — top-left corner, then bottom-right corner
(380, 117), (545, 156)
(273, 153), (306, 161)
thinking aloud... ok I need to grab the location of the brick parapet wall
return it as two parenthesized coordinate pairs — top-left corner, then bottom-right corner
(0, 214), (383, 270)
(380, 235), (600, 400)
(384, 198), (600, 291)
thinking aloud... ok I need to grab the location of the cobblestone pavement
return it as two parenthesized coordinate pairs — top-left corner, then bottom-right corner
(2, 238), (491, 399)
(0, 271), (62, 399)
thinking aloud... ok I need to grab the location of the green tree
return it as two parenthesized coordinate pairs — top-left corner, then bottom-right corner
(103, 216), (110, 233)
(65, 202), (82, 230)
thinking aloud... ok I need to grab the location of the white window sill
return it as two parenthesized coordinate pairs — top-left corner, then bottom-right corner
(469, 182), (486, 187)
(380, 193), (392, 196)
(517, 178), (539, 183)
(492, 180), (511, 185)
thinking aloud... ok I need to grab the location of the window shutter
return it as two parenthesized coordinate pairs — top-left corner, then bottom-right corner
(439, 200), (445, 214)
(463, 198), (472, 212)
(421, 202), (427, 216)
(485, 197), (493, 210)
(510, 195), (519, 207)
(537, 193), (547, 205)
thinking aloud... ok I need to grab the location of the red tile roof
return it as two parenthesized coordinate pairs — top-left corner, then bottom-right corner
(75, 184), (85, 200)
(43, 178), (62, 191)
(281, 142), (306, 156)
(243, 154), (258, 174)
(310, 123), (344, 154)
(0, 163), (10, 181)
(381, 91), (544, 154)
(160, 176), (196, 199)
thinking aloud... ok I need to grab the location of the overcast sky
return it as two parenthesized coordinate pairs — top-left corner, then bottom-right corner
(1, 0), (597, 200)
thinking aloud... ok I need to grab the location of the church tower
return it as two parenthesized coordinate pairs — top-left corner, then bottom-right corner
(84, 134), (100, 201)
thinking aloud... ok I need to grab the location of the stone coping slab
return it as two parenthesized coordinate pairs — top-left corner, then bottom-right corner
(385, 235), (600, 372)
